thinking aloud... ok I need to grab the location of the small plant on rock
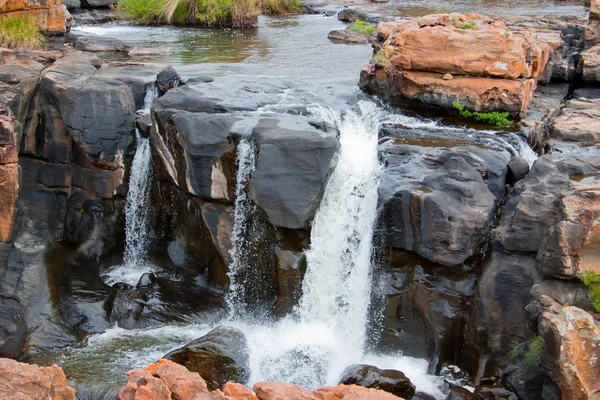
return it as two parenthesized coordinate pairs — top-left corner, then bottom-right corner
(509, 336), (545, 368)
(349, 19), (376, 35)
(453, 102), (512, 127)
(372, 49), (394, 74)
(456, 20), (476, 30)
(582, 271), (600, 312)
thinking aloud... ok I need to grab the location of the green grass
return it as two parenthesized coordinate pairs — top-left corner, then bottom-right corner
(348, 19), (376, 35)
(453, 102), (512, 126)
(118, 0), (261, 27)
(582, 271), (600, 312)
(0, 15), (45, 50)
(509, 336), (545, 368)
(260, 0), (301, 15)
(372, 49), (394, 73)
(456, 20), (476, 29)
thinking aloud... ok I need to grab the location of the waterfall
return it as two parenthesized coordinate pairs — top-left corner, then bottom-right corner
(142, 82), (159, 114)
(226, 138), (257, 317)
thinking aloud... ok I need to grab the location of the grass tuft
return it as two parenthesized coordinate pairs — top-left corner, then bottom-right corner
(456, 20), (476, 30)
(0, 15), (45, 50)
(372, 49), (394, 73)
(260, 0), (301, 15)
(348, 19), (376, 35)
(582, 271), (600, 312)
(453, 101), (512, 126)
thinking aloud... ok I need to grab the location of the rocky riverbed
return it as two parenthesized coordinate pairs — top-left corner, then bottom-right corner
(1, 0), (600, 399)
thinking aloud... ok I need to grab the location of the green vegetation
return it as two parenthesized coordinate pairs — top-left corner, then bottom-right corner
(509, 336), (545, 368)
(348, 20), (376, 35)
(80, 208), (85, 214)
(260, 0), (301, 15)
(372, 50), (394, 74)
(0, 15), (44, 50)
(118, 0), (300, 26)
(582, 271), (600, 312)
(453, 102), (512, 127)
(456, 20), (476, 29)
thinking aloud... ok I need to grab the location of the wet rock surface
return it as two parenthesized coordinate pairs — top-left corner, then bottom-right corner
(338, 364), (416, 399)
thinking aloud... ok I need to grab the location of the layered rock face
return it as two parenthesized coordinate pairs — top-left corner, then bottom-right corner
(0, 0), (71, 35)
(359, 13), (551, 113)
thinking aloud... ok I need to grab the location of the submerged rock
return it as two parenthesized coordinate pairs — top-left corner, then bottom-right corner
(338, 364), (416, 399)
(165, 326), (250, 390)
(0, 358), (75, 400)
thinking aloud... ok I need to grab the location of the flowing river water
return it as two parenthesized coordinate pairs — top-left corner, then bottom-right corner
(38, 4), (588, 397)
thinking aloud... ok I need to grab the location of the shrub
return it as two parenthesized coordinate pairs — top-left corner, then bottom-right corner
(372, 49), (394, 73)
(509, 336), (545, 368)
(118, 0), (260, 27)
(260, 0), (301, 15)
(348, 19), (376, 35)
(453, 102), (512, 127)
(0, 15), (44, 50)
(456, 20), (476, 29)
(582, 271), (600, 312)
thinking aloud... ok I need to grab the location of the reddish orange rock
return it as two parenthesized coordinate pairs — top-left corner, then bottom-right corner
(224, 382), (259, 400)
(0, 358), (75, 400)
(0, 0), (69, 35)
(253, 382), (318, 400)
(119, 369), (172, 400)
(314, 385), (405, 400)
(146, 359), (209, 400)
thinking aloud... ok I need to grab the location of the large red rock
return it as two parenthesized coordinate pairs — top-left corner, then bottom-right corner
(119, 369), (173, 400)
(0, 358), (75, 400)
(314, 385), (405, 400)
(224, 382), (259, 400)
(359, 13), (552, 113)
(0, 0), (70, 35)
(253, 382), (318, 400)
(528, 296), (600, 400)
(586, 0), (600, 48)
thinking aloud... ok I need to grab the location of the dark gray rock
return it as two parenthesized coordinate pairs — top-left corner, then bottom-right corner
(445, 386), (479, 400)
(165, 326), (250, 390)
(249, 116), (338, 229)
(337, 8), (390, 24)
(81, 0), (118, 7)
(74, 36), (131, 52)
(156, 67), (180, 95)
(328, 29), (374, 44)
(507, 156), (530, 184)
(338, 364), (416, 399)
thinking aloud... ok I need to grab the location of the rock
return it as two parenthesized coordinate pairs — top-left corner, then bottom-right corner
(444, 386), (479, 400)
(551, 98), (600, 142)
(74, 36), (133, 52)
(272, 244), (306, 315)
(581, 44), (600, 81)
(0, 358), (75, 400)
(119, 369), (172, 400)
(137, 272), (157, 288)
(253, 382), (317, 400)
(377, 127), (510, 266)
(249, 116), (338, 229)
(156, 67), (181, 95)
(129, 47), (173, 57)
(313, 385), (405, 400)
(82, 0), (118, 8)
(507, 156), (530, 184)
(474, 386), (518, 400)
(146, 359), (209, 399)
(359, 13), (553, 113)
(442, 73), (453, 80)
(224, 382), (258, 400)
(338, 364), (416, 399)
(586, 0), (600, 48)
(327, 29), (374, 45)
(63, 0), (81, 9)
(530, 280), (593, 311)
(0, 104), (19, 249)
(337, 8), (385, 24)
(70, 8), (120, 23)
(537, 177), (600, 279)
(165, 326), (250, 390)
(0, 0), (70, 35)
(527, 296), (600, 400)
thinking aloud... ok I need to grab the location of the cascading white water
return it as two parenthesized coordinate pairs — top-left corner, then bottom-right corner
(103, 83), (158, 286)
(226, 138), (257, 317)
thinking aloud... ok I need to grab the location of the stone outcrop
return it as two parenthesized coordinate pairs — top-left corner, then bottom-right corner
(338, 364), (415, 399)
(585, 0), (600, 48)
(0, 0), (71, 35)
(165, 327), (250, 390)
(551, 95), (600, 143)
(359, 13), (551, 113)
(527, 296), (600, 400)
(580, 44), (600, 81)
(0, 358), (75, 400)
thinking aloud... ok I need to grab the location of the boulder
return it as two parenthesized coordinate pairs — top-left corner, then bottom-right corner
(338, 364), (416, 399)
(377, 127), (510, 266)
(359, 13), (552, 113)
(0, 358), (75, 400)
(581, 44), (600, 82)
(328, 29), (374, 45)
(119, 369), (172, 400)
(313, 385), (405, 400)
(585, 0), (600, 48)
(146, 359), (209, 398)
(336, 8), (385, 24)
(444, 387), (479, 400)
(507, 156), (530, 183)
(249, 116), (338, 229)
(253, 382), (317, 400)
(0, 0), (70, 35)
(224, 382), (259, 400)
(74, 36), (132, 52)
(82, 0), (118, 8)
(527, 296), (600, 400)
(165, 327), (250, 390)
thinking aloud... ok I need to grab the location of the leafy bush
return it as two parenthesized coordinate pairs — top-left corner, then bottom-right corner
(456, 20), (476, 29)
(453, 102), (512, 126)
(372, 49), (394, 73)
(118, 0), (260, 27)
(348, 19), (376, 35)
(260, 0), (301, 15)
(582, 271), (600, 312)
(509, 336), (545, 368)
(0, 15), (44, 50)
